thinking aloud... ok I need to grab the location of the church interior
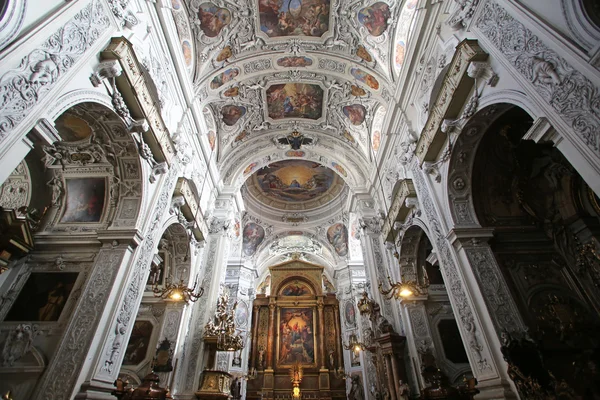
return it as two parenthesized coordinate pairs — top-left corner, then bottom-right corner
(0, 0), (599, 399)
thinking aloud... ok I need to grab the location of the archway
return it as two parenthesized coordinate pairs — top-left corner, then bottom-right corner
(398, 225), (471, 391)
(450, 104), (600, 397)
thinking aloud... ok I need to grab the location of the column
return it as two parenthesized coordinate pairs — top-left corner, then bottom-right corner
(333, 304), (344, 369)
(411, 163), (518, 399)
(317, 297), (326, 369)
(172, 214), (234, 397)
(384, 354), (397, 400)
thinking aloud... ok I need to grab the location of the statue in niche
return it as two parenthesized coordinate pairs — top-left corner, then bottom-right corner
(348, 375), (365, 400)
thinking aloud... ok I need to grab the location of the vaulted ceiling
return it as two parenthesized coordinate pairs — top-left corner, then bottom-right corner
(168, 0), (418, 271)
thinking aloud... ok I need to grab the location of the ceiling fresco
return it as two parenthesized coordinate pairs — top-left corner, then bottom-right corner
(259, 0), (331, 37)
(168, 0), (418, 262)
(254, 160), (335, 202)
(266, 83), (324, 120)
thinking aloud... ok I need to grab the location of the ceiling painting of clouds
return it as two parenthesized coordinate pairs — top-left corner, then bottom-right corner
(267, 83), (323, 120)
(259, 0), (330, 37)
(255, 160), (334, 203)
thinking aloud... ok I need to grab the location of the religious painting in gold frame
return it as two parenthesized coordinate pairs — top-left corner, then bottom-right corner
(277, 307), (317, 367)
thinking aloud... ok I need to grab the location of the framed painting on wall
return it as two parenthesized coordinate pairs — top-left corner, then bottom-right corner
(61, 177), (106, 223)
(4, 272), (78, 322)
(277, 307), (316, 366)
(123, 320), (154, 365)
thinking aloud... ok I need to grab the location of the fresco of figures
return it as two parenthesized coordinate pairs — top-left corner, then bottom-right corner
(267, 83), (323, 120)
(278, 307), (316, 365)
(221, 105), (247, 126)
(327, 223), (348, 256)
(243, 222), (265, 256)
(255, 160), (334, 202)
(277, 56), (313, 67)
(259, 0), (330, 37)
(343, 104), (366, 125)
(61, 178), (106, 223)
(198, 3), (231, 37)
(358, 2), (390, 36)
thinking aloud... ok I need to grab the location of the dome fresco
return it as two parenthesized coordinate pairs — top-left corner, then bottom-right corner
(243, 160), (346, 211)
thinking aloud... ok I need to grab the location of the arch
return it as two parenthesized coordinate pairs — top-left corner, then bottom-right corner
(445, 103), (525, 227)
(46, 90), (115, 122)
(153, 222), (194, 286)
(0, 0), (26, 51)
(41, 101), (145, 232)
(562, 0), (600, 51)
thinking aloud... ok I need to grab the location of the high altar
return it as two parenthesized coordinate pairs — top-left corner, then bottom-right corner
(246, 260), (346, 400)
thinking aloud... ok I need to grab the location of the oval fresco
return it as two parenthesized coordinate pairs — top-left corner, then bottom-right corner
(243, 222), (265, 256)
(343, 104), (366, 125)
(372, 130), (381, 152)
(198, 3), (231, 37)
(327, 223), (348, 256)
(267, 83), (323, 120)
(223, 86), (239, 97)
(358, 2), (391, 37)
(344, 300), (356, 326)
(277, 56), (313, 67)
(350, 85), (367, 97)
(210, 68), (239, 89)
(216, 46), (232, 62)
(259, 0), (330, 38)
(181, 40), (193, 67)
(254, 160), (335, 203)
(350, 67), (379, 90)
(356, 45), (372, 62)
(208, 130), (216, 151)
(221, 105), (246, 126)
(171, 0), (181, 8)
(235, 300), (249, 327)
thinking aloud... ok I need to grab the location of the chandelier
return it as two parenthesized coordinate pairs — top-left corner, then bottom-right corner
(204, 290), (244, 352)
(153, 278), (204, 303)
(343, 333), (367, 354)
(379, 275), (428, 299)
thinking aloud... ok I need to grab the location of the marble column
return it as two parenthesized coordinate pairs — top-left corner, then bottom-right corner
(317, 297), (326, 369)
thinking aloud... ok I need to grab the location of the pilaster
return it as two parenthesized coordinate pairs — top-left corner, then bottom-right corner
(410, 163), (517, 399)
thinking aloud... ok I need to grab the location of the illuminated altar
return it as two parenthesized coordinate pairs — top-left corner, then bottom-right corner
(246, 260), (345, 400)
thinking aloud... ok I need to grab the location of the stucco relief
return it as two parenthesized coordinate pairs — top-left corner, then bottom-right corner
(476, 1), (600, 157)
(411, 163), (497, 378)
(0, 0), (110, 141)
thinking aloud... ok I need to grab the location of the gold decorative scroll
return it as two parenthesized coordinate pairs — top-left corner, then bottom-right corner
(416, 39), (488, 163)
(174, 177), (208, 241)
(100, 37), (176, 165)
(382, 179), (416, 242)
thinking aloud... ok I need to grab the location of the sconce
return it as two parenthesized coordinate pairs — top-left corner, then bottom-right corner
(243, 368), (258, 381)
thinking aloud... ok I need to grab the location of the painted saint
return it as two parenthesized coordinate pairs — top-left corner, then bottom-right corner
(221, 105), (246, 126)
(259, 0), (330, 38)
(358, 2), (391, 37)
(343, 104), (366, 125)
(243, 222), (265, 256)
(327, 223), (348, 256)
(198, 3), (231, 37)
